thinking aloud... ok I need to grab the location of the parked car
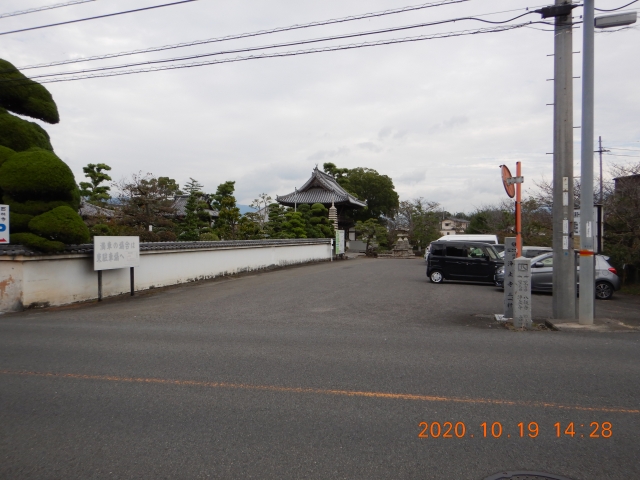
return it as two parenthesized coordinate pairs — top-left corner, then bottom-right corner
(493, 244), (505, 255)
(498, 246), (553, 259)
(494, 252), (621, 300)
(436, 234), (499, 245)
(427, 240), (503, 284)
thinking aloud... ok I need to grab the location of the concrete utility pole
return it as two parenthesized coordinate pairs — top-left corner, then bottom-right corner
(579, 0), (595, 324)
(551, 0), (576, 320)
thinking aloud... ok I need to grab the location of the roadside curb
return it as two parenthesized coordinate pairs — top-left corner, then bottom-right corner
(545, 318), (640, 333)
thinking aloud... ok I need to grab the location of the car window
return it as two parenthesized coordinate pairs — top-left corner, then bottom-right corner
(446, 245), (468, 258)
(431, 244), (444, 256)
(541, 257), (553, 267)
(468, 246), (485, 258)
(485, 246), (499, 260)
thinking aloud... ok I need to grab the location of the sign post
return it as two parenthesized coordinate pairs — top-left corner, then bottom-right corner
(500, 165), (524, 257)
(93, 236), (140, 301)
(0, 205), (9, 244)
(335, 230), (345, 256)
(503, 237), (517, 319)
(513, 257), (533, 329)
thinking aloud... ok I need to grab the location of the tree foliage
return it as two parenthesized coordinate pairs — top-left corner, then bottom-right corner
(114, 172), (178, 232)
(212, 181), (241, 240)
(178, 178), (211, 241)
(0, 59), (59, 124)
(386, 198), (440, 250)
(323, 163), (399, 221)
(79, 163), (112, 204)
(0, 58), (87, 252)
(601, 162), (640, 279)
(355, 218), (387, 254)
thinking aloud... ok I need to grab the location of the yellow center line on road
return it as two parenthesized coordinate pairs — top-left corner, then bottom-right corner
(1, 369), (638, 414)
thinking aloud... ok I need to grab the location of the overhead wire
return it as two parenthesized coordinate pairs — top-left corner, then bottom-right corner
(0, 0), (199, 36)
(17, 1), (556, 71)
(19, 11), (539, 81)
(595, 0), (638, 12)
(0, 0), (96, 19)
(1, 23), (536, 85)
(17, 0), (472, 70)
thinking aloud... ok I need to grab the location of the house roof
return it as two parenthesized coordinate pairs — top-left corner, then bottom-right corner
(78, 200), (116, 218)
(443, 217), (470, 224)
(172, 195), (218, 218)
(276, 167), (367, 208)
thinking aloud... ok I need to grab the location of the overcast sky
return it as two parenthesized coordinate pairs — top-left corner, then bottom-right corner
(2, 0), (639, 212)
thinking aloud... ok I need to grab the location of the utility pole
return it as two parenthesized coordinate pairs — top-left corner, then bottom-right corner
(550, 0), (576, 320)
(579, 0), (595, 324)
(596, 136), (610, 203)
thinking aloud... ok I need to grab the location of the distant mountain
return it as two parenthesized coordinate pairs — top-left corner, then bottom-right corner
(237, 205), (253, 215)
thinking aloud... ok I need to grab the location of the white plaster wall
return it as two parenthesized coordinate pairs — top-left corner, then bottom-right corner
(0, 242), (331, 312)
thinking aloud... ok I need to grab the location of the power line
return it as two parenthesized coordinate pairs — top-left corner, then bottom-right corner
(20, 12), (538, 81)
(605, 152), (640, 158)
(0, 0), (199, 36)
(5, 23), (533, 85)
(17, 0), (472, 71)
(607, 147), (640, 152)
(0, 0), (96, 19)
(595, 0), (638, 12)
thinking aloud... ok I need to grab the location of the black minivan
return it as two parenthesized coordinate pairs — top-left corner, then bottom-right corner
(426, 240), (503, 284)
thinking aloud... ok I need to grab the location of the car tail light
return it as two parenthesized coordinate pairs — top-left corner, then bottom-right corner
(608, 267), (617, 275)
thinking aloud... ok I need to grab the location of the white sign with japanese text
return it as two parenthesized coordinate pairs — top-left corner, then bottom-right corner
(513, 257), (532, 329)
(0, 205), (8, 244)
(335, 230), (345, 255)
(503, 237), (516, 318)
(94, 236), (140, 271)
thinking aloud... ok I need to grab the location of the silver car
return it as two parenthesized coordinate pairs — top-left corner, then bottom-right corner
(494, 252), (621, 300)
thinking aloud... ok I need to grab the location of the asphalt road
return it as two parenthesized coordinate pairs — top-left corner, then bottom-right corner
(1, 258), (639, 479)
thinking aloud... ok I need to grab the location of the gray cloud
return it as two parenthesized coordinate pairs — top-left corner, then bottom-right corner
(307, 147), (350, 162)
(357, 142), (382, 153)
(1, 0), (637, 213)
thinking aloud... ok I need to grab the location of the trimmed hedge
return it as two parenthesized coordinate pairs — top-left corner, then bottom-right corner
(29, 206), (90, 244)
(10, 233), (65, 253)
(0, 145), (15, 167)
(9, 212), (33, 233)
(0, 109), (54, 152)
(0, 149), (77, 201)
(0, 59), (60, 124)
(2, 195), (77, 216)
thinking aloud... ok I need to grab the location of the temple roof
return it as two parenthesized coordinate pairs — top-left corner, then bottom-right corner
(276, 167), (367, 208)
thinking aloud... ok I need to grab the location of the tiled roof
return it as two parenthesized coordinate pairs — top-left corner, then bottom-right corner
(277, 168), (367, 208)
(78, 200), (116, 218)
(0, 238), (330, 257)
(172, 195), (218, 218)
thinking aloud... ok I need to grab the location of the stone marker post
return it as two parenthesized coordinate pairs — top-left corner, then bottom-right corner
(503, 237), (517, 318)
(513, 257), (532, 329)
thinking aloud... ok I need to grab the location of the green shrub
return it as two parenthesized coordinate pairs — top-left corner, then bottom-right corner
(157, 230), (177, 242)
(89, 224), (112, 237)
(199, 232), (220, 241)
(9, 212), (33, 233)
(0, 149), (77, 201)
(10, 232), (65, 253)
(0, 145), (15, 167)
(28, 206), (90, 244)
(0, 109), (54, 152)
(2, 195), (77, 216)
(0, 59), (59, 124)
(139, 230), (160, 242)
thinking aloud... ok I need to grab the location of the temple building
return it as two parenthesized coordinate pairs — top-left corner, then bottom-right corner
(276, 167), (367, 244)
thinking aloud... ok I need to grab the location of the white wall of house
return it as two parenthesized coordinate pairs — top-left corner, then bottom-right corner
(0, 240), (331, 312)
